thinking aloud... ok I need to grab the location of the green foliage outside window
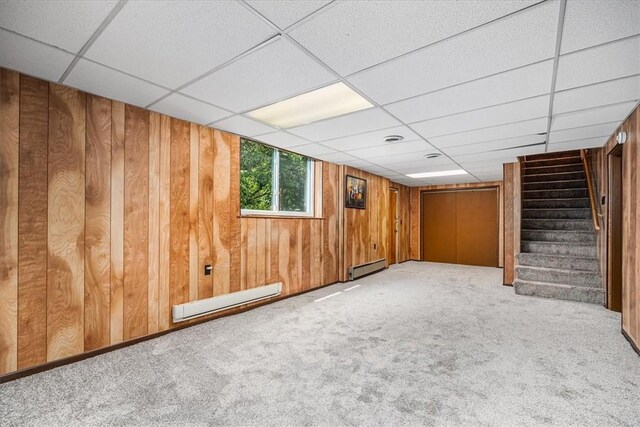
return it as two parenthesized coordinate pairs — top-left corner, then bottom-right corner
(279, 151), (308, 212)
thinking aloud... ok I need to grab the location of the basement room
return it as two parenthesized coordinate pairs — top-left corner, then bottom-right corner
(0, 0), (639, 425)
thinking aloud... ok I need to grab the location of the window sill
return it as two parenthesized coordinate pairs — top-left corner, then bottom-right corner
(239, 214), (324, 220)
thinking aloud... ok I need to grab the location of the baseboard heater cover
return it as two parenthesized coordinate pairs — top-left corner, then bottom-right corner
(172, 282), (282, 323)
(348, 259), (386, 281)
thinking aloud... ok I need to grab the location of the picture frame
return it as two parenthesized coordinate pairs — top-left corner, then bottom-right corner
(345, 175), (367, 209)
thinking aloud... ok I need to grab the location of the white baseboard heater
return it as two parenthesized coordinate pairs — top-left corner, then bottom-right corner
(348, 259), (386, 281)
(172, 282), (282, 323)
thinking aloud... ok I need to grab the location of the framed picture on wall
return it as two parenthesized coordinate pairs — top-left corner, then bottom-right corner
(345, 175), (367, 209)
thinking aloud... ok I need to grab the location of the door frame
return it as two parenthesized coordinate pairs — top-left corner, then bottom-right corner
(606, 143), (623, 312)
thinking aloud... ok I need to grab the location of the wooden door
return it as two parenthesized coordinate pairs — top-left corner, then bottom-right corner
(389, 189), (398, 264)
(421, 188), (498, 267)
(607, 144), (623, 312)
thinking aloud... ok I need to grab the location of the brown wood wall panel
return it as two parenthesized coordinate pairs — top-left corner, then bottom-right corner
(46, 83), (86, 362)
(0, 69), (20, 374)
(158, 115), (171, 330)
(198, 127), (214, 299)
(322, 163), (340, 283)
(147, 112), (161, 334)
(189, 123), (199, 302)
(503, 163), (521, 285)
(84, 95), (111, 351)
(212, 130), (232, 296)
(123, 105), (149, 340)
(110, 101), (125, 344)
(229, 135), (241, 293)
(410, 187), (420, 260)
(17, 75), (48, 368)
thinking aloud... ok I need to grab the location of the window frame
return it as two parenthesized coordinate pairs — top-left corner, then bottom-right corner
(240, 139), (315, 218)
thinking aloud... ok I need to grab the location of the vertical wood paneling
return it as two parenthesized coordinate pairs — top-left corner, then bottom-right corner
(410, 187), (420, 260)
(84, 94), (111, 351)
(0, 69), (19, 373)
(212, 130), (231, 296)
(198, 126), (214, 299)
(322, 163), (339, 284)
(147, 112), (160, 334)
(110, 101), (125, 344)
(229, 134), (241, 293)
(279, 223), (291, 293)
(270, 219), (280, 284)
(170, 119), (190, 312)
(158, 115), (171, 331)
(47, 83), (85, 361)
(256, 219), (266, 287)
(123, 105), (149, 340)
(189, 124), (199, 302)
(17, 75), (48, 368)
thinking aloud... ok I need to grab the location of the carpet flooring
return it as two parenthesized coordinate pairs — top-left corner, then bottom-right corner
(1, 261), (639, 426)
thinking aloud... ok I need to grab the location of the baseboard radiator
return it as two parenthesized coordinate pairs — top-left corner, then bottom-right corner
(172, 282), (282, 323)
(348, 259), (386, 281)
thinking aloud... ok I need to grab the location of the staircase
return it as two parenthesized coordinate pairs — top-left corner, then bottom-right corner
(513, 150), (603, 304)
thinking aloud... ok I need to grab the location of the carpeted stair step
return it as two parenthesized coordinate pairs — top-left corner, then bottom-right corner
(523, 171), (586, 182)
(522, 241), (597, 257)
(524, 164), (584, 175)
(523, 179), (587, 191)
(513, 279), (604, 304)
(523, 198), (590, 209)
(522, 218), (592, 231)
(522, 229), (595, 244)
(524, 156), (582, 168)
(517, 252), (599, 272)
(522, 208), (591, 219)
(523, 188), (588, 199)
(515, 265), (601, 287)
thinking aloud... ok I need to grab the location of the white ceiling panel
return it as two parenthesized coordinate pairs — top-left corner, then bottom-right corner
(313, 152), (360, 164)
(347, 1), (559, 104)
(253, 131), (311, 149)
(371, 154), (453, 169)
(180, 38), (336, 113)
(85, 1), (276, 89)
(550, 101), (637, 131)
(453, 144), (545, 163)
(0, 0), (117, 53)
(246, 0), (332, 30)
(290, 0), (537, 76)
(346, 140), (436, 160)
(546, 137), (608, 153)
(321, 126), (421, 151)
(474, 173), (504, 182)
(66, 59), (169, 108)
(288, 108), (400, 142)
(422, 175), (481, 185)
(0, 29), (75, 82)
(561, 0), (640, 54)
(555, 36), (640, 91)
(553, 75), (640, 114)
(150, 93), (230, 125)
(288, 143), (336, 158)
(211, 115), (276, 137)
(548, 122), (619, 144)
(464, 165), (505, 174)
(385, 60), (553, 123)
(411, 96), (550, 139)
(390, 161), (462, 175)
(427, 118), (548, 149)
(443, 134), (547, 157)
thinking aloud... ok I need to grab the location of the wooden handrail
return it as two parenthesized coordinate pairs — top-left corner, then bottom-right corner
(580, 149), (600, 231)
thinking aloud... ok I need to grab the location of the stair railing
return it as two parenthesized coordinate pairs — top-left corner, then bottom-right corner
(580, 149), (600, 231)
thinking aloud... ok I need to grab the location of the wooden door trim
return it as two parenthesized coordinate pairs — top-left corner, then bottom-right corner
(606, 143), (623, 312)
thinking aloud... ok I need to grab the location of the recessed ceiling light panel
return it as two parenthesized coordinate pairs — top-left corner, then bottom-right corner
(406, 169), (468, 179)
(246, 82), (373, 129)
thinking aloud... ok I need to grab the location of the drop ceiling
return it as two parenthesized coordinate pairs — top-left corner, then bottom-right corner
(1, 0), (638, 186)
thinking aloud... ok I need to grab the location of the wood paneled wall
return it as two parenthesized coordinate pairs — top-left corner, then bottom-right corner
(390, 183), (411, 263)
(503, 162), (521, 285)
(408, 182), (504, 266)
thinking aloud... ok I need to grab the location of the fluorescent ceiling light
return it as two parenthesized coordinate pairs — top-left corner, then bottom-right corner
(406, 169), (468, 179)
(246, 82), (373, 128)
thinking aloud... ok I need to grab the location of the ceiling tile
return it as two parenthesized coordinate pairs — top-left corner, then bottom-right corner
(390, 161), (461, 175)
(346, 140), (436, 160)
(313, 152), (360, 164)
(411, 96), (550, 139)
(0, 29), (75, 82)
(561, 0), (640, 54)
(288, 108), (400, 142)
(464, 165), (505, 174)
(427, 118), (548, 149)
(290, 0), (537, 76)
(547, 137), (608, 152)
(453, 144), (545, 163)
(553, 75), (640, 114)
(211, 115), (276, 137)
(65, 59), (169, 107)
(0, 0), (117, 53)
(85, 1), (276, 89)
(253, 131), (311, 149)
(372, 155), (455, 170)
(474, 172), (504, 182)
(555, 36), (640, 91)
(548, 122), (619, 144)
(422, 175), (481, 185)
(246, 0), (332, 30)
(550, 101), (637, 131)
(385, 60), (553, 123)
(443, 134), (547, 157)
(288, 143), (336, 157)
(321, 125), (421, 151)
(181, 38), (336, 113)
(347, 1), (558, 104)
(150, 93), (230, 125)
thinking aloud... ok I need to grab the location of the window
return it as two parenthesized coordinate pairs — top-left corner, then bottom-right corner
(240, 138), (314, 215)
